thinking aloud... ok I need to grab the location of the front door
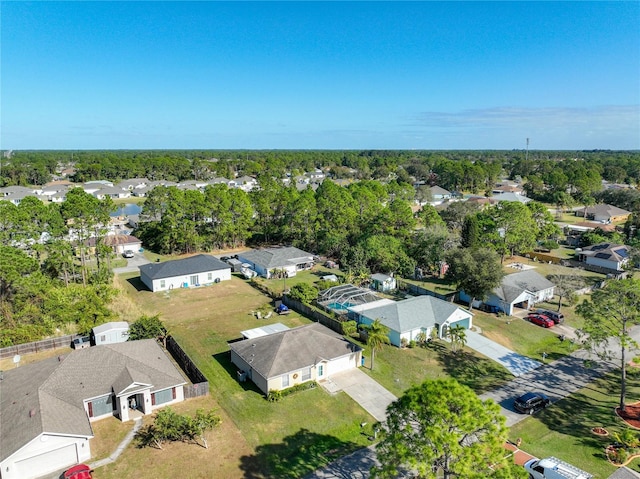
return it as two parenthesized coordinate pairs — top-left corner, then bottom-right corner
(317, 363), (325, 378)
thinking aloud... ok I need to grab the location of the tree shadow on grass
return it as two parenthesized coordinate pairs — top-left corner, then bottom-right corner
(434, 346), (513, 393)
(239, 428), (363, 479)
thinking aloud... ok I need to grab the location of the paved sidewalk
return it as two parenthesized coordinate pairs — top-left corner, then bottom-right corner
(321, 369), (397, 422)
(465, 330), (542, 376)
(90, 418), (143, 469)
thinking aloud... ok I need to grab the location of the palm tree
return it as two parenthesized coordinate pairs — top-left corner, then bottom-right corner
(447, 324), (467, 353)
(366, 319), (390, 370)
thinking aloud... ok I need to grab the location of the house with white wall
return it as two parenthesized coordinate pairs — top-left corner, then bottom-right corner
(139, 254), (231, 292)
(0, 340), (185, 479)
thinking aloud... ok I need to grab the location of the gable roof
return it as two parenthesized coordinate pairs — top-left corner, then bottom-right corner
(92, 321), (129, 335)
(0, 339), (186, 462)
(491, 192), (532, 203)
(580, 242), (630, 262)
(493, 270), (555, 303)
(357, 296), (469, 333)
(430, 185), (451, 196)
(139, 254), (230, 280)
(584, 203), (631, 218)
(229, 323), (361, 379)
(238, 247), (314, 270)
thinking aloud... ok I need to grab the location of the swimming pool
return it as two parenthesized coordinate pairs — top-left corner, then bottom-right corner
(326, 302), (355, 311)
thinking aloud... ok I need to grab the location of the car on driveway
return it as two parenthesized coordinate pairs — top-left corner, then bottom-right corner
(536, 308), (564, 324)
(122, 249), (135, 258)
(64, 464), (93, 479)
(528, 314), (554, 328)
(514, 392), (550, 414)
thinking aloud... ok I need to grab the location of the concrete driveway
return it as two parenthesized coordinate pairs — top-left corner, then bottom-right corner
(465, 330), (542, 377)
(113, 250), (151, 274)
(320, 368), (397, 422)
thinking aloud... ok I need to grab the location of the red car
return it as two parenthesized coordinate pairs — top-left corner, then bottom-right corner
(528, 314), (554, 328)
(64, 464), (93, 479)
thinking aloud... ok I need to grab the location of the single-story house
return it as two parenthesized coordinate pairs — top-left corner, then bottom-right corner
(576, 204), (631, 223)
(577, 242), (630, 272)
(229, 323), (362, 395)
(92, 321), (130, 345)
(236, 247), (314, 278)
(0, 340), (185, 479)
(349, 296), (473, 347)
(460, 270), (555, 315)
(83, 235), (142, 255)
(492, 184), (525, 196)
(370, 273), (397, 292)
(139, 254), (231, 292)
(430, 185), (451, 200)
(491, 192), (532, 204)
(564, 222), (616, 246)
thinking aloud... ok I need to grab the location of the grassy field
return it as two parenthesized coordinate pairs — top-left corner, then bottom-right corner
(112, 273), (374, 478)
(508, 369), (640, 477)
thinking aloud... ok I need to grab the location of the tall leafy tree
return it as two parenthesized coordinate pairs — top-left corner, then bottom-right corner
(445, 248), (504, 310)
(576, 279), (640, 412)
(372, 379), (525, 479)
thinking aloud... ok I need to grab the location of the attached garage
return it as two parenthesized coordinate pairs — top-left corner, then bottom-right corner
(327, 353), (358, 375)
(4, 435), (91, 479)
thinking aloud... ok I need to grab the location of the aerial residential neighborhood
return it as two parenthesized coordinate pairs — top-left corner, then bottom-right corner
(2, 1), (640, 478)
(2, 149), (640, 479)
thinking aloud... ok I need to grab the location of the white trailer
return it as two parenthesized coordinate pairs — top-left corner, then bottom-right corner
(524, 457), (592, 479)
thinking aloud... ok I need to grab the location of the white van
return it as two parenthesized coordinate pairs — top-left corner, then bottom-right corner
(524, 457), (592, 479)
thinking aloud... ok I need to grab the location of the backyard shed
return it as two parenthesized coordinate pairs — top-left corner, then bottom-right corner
(92, 321), (130, 345)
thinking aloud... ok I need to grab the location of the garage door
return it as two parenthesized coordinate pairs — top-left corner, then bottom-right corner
(15, 443), (78, 479)
(328, 354), (356, 375)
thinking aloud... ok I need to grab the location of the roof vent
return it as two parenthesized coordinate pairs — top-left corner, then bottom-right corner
(29, 409), (36, 418)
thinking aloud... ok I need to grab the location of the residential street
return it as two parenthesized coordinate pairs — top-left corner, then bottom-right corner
(306, 326), (640, 479)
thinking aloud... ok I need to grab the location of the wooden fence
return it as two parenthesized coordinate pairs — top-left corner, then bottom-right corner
(525, 251), (563, 264)
(166, 336), (209, 399)
(0, 334), (76, 360)
(283, 296), (345, 334)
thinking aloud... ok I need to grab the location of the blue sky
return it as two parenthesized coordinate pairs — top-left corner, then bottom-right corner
(1, 1), (639, 150)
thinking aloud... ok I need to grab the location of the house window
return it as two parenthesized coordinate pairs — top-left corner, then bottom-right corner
(153, 388), (174, 405)
(160, 280), (166, 289)
(190, 275), (199, 286)
(282, 374), (290, 388)
(301, 368), (311, 381)
(317, 364), (324, 377)
(207, 272), (213, 281)
(89, 394), (114, 417)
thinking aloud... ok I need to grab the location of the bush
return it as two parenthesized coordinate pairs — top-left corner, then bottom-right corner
(409, 340), (417, 348)
(287, 283), (319, 303)
(267, 381), (317, 402)
(539, 240), (560, 250)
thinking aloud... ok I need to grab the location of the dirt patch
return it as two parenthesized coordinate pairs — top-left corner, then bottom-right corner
(616, 402), (640, 429)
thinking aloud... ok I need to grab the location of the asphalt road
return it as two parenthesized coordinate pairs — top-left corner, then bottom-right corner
(306, 326), (640, 478)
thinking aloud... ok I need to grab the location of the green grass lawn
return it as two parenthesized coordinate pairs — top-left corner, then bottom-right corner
(116, 274), (374, 477)
(509, 369), (640, 477)
(472, 311), (578, 362)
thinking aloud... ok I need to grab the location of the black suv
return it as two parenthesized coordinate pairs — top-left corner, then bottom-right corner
(536, 309), (564, 324)
(514, 392), (550, 414)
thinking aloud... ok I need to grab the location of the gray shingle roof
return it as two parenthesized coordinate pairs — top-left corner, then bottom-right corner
(229, 323), (362, 379)
(358, 296), (468, 333)
(581, 242), (630, 262)
(238, 247), (314, 270)
(0, 339), (186, 462)
(584, 203), (631, 217)
(493, 270), (555, 303)
(139, 254), (230, 280)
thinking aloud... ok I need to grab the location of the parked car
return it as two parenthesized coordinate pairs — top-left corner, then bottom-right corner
(528, 314), (554, 328)
(514, 392), (550, 415)
(220, 255), (231, 261)
(122, 249), (134, 258)
(524, 456), (592, 479)
(536, 309), (564, 324)
(64, 464), (93, 479)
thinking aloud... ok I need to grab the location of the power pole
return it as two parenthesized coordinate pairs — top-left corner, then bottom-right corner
(525, 138), (530, 161)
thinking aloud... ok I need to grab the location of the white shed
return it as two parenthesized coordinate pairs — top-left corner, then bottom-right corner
(92, 321), (130, 345)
